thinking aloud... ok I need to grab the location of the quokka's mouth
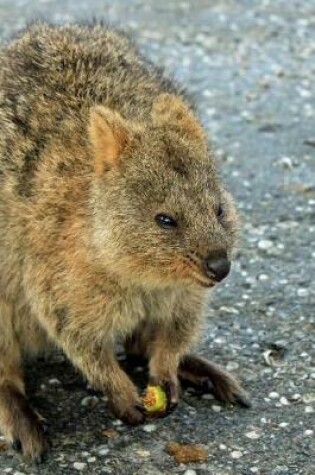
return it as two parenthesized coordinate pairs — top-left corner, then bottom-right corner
(190, 272), (217, 288)
(181, 257), (217, 288)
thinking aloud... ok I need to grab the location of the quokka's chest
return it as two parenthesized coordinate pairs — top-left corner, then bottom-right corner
(111, 286), (180, 336)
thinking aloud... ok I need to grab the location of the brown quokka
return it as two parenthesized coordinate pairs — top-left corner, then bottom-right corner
(0, 22), (249, 461)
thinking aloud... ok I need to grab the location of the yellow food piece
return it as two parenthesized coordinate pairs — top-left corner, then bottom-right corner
(142, 385), (167, 415)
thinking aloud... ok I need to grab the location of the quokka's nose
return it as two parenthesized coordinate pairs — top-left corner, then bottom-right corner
(204, 255), (231, 282)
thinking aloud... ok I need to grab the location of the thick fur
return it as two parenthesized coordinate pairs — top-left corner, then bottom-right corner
(0, 23), (245, 460)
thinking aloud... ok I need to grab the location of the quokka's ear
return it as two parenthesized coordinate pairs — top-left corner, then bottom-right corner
(89, 106), (129, 174)
(151, 93), (206, 144)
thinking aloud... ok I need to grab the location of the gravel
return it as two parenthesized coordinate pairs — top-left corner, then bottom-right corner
(0, 0), (314, 474)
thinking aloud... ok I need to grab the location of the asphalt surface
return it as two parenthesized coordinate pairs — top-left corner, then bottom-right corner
(0, 1), (314, 474)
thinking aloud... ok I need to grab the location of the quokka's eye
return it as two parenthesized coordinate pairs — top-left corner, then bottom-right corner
(155, 214), (178, 229)
(216, 204), (224, 218)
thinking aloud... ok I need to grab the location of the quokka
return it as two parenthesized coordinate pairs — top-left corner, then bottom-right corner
(0, 23), (249, 461)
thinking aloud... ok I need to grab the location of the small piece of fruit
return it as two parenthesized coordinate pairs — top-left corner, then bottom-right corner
(142, 385), (167, 416)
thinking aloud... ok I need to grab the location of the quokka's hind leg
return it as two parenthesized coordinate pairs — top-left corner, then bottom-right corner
(0, 299), (49, 462)
(178, 354), (251, 408)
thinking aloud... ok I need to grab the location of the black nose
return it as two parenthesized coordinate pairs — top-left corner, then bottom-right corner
(204, 255), (231, 282)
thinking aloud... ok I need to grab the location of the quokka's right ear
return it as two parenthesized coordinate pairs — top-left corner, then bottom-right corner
(88, 106), (129, 175)
(151, 94), (206, 145)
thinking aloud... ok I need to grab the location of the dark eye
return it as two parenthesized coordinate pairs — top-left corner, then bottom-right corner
(216, 204), (224, 218)
(155, 214), (178, 229)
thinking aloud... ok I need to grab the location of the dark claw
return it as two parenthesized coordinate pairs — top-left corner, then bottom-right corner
(12, 439), (22, 452)
(163, 382), (178, 413)
(234, 394), (252, 408)
(135, 402), (146, 414)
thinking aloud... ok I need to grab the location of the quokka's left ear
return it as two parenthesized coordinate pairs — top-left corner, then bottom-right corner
(151, 93), (206, 144)
(88, 106), (130, 175)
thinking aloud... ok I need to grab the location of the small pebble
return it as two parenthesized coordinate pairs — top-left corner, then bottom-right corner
(183, 470), (197, 475)
(268, 392), (279, 399)
(245, 431), (261, 440)
(297, 288), (309, 297)
(290, 393), (302, 402)
(303, 393), (315, 403)
(305, 406), (314, 413)
(201, 393), (215, 400)
(81, 396), (99, 407)
(278, 156), (294, 169)
(73, 462), (87, 471)
(142, 424), (157, 433)
(280, 396), (290, 406)
(48, 378), (61, 386)
(304, 430), (313, 436)
(136, 449), (150, 457)
(112, 419), (123, 426)
(226, 361), (239, 371)
(211, 404), (222, 413)
(98, 447), (110, 456)
(258, 239), (273, 250)
(279, 422), (289, 428)
(230, 450), (243, 459)
(87, 457), (96, 463)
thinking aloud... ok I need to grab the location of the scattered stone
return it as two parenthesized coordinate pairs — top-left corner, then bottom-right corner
(263, 348), (285, 367)
(112, 419), (123, 426)
(98, 446), (110, 456)
(258, 239), (273, 250)
(81, 396), (99, 408)
(245, 431), (261, 440)
(279, 422), (289, 428)
(304, 138), (315, 147)
(268, 392), (279, 399)
(230, 450), (243, 459)
(201, 393), (215, 400)
(48, 378), (61, 386)
(226, 361), (239, 371)
(73, 462), (87, 471)
(280, 397), (290, 406)
(297, 288), (309, 297)
(136, 449), (151, 457)
(290, 393), (302, 402)
(211, 404), (222, 413)
(142, 424), (157, 433)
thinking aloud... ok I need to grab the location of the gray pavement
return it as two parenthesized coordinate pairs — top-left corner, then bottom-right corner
(0, 0), (314, 474)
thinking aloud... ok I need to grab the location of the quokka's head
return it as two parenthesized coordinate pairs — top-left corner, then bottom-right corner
(88, 94), (239, 289)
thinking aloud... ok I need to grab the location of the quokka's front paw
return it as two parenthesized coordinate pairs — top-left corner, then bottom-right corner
(109, 384), (146, 426)
(8, 398), (49, 462)
(111, 400), (146, 426)
(179, 354), (251, 408)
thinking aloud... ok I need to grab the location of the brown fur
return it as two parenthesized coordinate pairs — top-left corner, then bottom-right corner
(0, 22), (247, 460)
